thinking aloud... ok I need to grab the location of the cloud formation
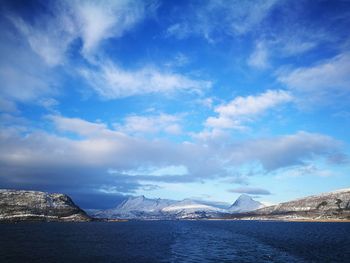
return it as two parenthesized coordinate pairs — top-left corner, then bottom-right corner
(114, 114), (182, 135)
(278, 52), (350, 105)
(206, 90), (292, 129)
(166, 0), (279, 41)
(248, 41), (269, 69)
(8, 0), (153, 64)
(227, 131), (342, 170)
(228, 187), (271, 195)
(0, 114), (344, 196)
(79, 62), (211, 98)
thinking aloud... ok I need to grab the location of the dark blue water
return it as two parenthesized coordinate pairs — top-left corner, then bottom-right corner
(0, 221), (349, 262)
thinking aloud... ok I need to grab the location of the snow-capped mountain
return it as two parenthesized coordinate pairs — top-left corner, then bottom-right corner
(90, 194), (265, 219)
(92, 195), (175, 219)
(117, 195), (175, 212)
(162, 199), (222, 213)
(228, 194), (265, 213)
(161, 199), (225, 219)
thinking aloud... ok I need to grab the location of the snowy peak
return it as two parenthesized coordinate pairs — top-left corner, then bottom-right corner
(116, 195), (174, 212)
(162, 199), (222, 213)
(228, 194), (264, 213)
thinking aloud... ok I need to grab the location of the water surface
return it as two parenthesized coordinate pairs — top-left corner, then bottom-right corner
(0, 220), (349, 262)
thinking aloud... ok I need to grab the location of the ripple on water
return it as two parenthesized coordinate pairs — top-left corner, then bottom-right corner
(169, 221), (306, 263)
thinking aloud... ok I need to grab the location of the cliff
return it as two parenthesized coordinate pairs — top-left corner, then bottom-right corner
(0, 189), (91, 222)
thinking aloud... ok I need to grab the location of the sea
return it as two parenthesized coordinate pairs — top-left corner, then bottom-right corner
(0, 220), (349, 262)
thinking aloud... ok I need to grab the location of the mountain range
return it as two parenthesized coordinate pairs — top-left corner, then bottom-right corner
(89, 194), (264, 219)
(1, 188), (349, 222)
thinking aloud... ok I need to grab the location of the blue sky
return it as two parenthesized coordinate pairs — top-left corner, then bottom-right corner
(0, 0), (350, 208)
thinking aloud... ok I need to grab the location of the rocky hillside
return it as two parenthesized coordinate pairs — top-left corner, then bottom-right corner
(232, 188), (350, 221)
(0, 189), (91, 222)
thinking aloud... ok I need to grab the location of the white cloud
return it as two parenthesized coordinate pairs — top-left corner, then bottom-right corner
(0, 12), (59, 108)
(73, 0), (148, 56)
(227, 131), (343, 170)
(80, 62), (211, 98)
(49, 115), (118, 138)
(109, 165), (189, 177)
(115, 114), (182, 135)
(278, 53), (350, 104)
(8, 0), (153, 64)
(9, 14), (75, 66)
(248, 41), (269, 69)
(205, 89), (292, 129)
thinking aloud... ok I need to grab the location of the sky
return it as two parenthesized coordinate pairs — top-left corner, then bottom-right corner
(0, 0), (350, 209)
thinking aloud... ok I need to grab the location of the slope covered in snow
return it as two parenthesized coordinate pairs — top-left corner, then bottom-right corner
(228, 194), (265, 213)
(91, 194), (265, 219)
(92, 195), (175, 219)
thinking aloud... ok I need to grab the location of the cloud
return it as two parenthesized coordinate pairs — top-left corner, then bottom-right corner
(0, 112), (345, 204)
(72, 0), (151, 56)
(227, 131), (343, 170)
(248, 41), (269, 69)
(274, 164), (338, 179)
(9, 13), (75, 66)
(114, 114), (182, 135)
(166, 0), (280, 41)
(79, 62), (211, 98)
(278, 53), (350, 105)
(0, 21), (57, 104)
(0, 97), (18, 113)
(7, 0), (154, 64)
(228, 187), (271, 195)
(205, 89), (292, 129)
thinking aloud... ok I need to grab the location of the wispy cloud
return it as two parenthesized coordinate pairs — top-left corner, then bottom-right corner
(114, 114), (182, 135)
(166, 0), (280, 41)
(278, 52), (350, 105)
(205, 89), (292, 129)
(8, 0), (154, 64)
(72, 0), (151, 56)
(0, 26), (57, 104)
(247, 41), (269, 69)
(274, 164), (339, 179)
(79, 62), (211, 99)
(228, 187), (271, 195)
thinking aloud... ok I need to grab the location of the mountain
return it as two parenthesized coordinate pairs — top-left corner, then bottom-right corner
(91, 196), (227, 219)
(161, 199), (225, 219)
(0, 189), (91, 222)
(92, 195), (176, 219)
(231, 188), (350, 221)
(228, 194), (265, 213)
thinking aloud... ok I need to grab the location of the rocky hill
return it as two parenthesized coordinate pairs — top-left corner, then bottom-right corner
(231, 188), (350, 221)
(0, 189), (91, 222)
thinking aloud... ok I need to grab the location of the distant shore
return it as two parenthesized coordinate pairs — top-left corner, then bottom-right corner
(206, 218), (350, 223)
